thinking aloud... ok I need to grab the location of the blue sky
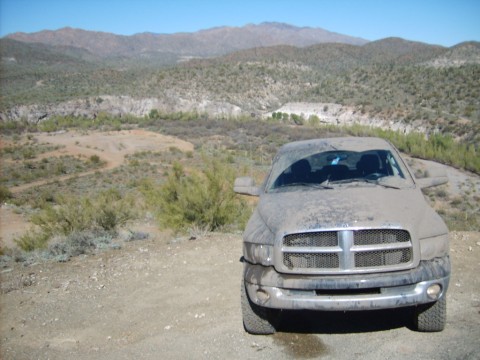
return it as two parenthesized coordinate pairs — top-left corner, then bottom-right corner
(1, 0), (479, 46)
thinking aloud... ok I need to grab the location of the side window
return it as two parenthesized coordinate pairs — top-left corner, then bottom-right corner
(386, 153), (405, 178)
(272, 158), (312, 187)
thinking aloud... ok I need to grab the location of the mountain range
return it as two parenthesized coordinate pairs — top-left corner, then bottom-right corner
(4, 22), (368, 60)
(1, 22), (479, 144)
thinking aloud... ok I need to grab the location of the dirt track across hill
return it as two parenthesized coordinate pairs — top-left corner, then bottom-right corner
(7, 129), (193, 194)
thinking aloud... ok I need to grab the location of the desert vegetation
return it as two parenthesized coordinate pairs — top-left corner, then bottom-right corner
(1, 36), (479, 260)
(140, 159), (249, 232)
(1, 113), (479, 265)
(2, 39), (479, 144)
(14, 189), (136, 251)
(3, 112), (478, 173)
(1, 154), (105, 187)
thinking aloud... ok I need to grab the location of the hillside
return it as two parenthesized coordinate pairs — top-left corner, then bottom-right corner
(424, 41), (480, 67)
(1, 26), (480, 144)
(0, 38), (93, 66)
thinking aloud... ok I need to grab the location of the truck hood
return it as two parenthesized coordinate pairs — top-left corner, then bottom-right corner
(252, 187), (447, 243)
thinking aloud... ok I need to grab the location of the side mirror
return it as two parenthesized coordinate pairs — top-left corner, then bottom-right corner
(234, 177), (261, 196)
(416, 176), (448, 189)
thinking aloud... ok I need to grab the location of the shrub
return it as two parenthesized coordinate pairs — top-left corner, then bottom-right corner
(0, 185), (12, 203)
(89, 154), (101, 164)
(14, 229), (50, 252)
(15, 189), (137, 251)
(94, 189), (136, 231)
(444, 210), (480, 231)
(149, 109), (160, 119)
(141, 159), (248, 232)
(308, 114), (321, 127)
(290, 113), (305, 125)
(47, 230), (115, 261)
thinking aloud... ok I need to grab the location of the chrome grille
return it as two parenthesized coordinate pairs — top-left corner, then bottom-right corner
(355, 249), (412, 267)
(284, 253), (340, 269)
(354, 229), (410, 245)
(284, 232), (337, 247)
(281, 229), (413, 273)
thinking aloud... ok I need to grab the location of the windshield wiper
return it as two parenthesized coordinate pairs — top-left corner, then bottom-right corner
(329, 178), (401, 189)
(277, 182), (333, 190)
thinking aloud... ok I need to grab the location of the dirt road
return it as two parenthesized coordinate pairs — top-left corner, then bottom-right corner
(8, 129), (194, 194)
(1, 230), (479, 360)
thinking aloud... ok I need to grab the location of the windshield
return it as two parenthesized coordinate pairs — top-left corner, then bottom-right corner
(266, 148), (414, 192)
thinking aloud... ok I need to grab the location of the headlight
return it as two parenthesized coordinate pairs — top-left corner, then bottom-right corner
(419, 233), (449, 260)
(243, 242), (274, 266)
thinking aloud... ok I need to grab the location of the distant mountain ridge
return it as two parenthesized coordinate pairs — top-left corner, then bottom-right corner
(5, 22), (369, 59)
(1, 24), (479, 145)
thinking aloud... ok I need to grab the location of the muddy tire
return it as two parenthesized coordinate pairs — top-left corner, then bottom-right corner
(413, 297), (447, 332)
(241, 281), (277, 335)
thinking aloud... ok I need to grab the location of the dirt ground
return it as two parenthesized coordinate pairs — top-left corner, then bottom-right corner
(1, 130), (479, 359)
(0, 230), (479, 360)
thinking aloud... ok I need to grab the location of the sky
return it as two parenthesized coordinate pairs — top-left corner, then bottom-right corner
(0, 0), (479, 47)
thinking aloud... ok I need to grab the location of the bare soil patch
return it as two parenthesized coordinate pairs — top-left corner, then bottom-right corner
(0, 206), (28, 249)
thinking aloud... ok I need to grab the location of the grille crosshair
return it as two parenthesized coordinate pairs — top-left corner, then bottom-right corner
(281, 229), (412, 273)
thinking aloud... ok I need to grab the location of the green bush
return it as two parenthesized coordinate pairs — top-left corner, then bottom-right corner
(94, 190), (136, 231)
(141, 159), (248, 232)
(290, 113), (305, 125)
(14, 189), (137, 251)
(308, 114), (321, 127)
(149, 109), (160, 119)
(89, 154), (101, 164)
(14, 229), (50, 252)
(32, 189), (136, 236)
(0, 185), (13, 203)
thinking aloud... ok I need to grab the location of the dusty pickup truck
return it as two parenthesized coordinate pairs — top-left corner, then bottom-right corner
(234, 137), (450, 334)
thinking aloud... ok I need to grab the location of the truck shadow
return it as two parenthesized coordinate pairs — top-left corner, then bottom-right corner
(276, 307), (414, 334)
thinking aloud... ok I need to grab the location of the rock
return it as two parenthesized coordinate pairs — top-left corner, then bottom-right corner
(0, 95), (244, 122)
(264, 102), (427, 134)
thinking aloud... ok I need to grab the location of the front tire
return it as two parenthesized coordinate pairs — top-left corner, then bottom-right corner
(241, 281), (277, 334)
(413, 296), (447, 332)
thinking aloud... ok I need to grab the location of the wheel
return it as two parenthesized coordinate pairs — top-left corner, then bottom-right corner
(413, 297), (447, 332)
(241, 281), (277, 335)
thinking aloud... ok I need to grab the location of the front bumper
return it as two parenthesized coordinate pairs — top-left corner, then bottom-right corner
(244, 256), (450, 311)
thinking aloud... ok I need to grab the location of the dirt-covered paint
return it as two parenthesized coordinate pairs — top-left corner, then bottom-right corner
(237, 137), (451, 332)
